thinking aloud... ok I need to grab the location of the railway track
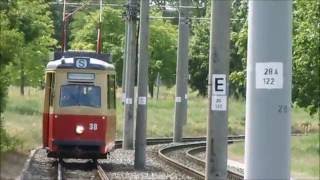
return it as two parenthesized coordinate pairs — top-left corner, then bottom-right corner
(57, 159), (110, 180)
(185, 146), (244, 180)
(114, 136), (211, 148)
(55, 136), (245, 180)
(54, 137), (214, 179)
(158, 138), (245, 180)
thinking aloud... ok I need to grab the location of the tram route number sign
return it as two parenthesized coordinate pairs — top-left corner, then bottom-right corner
(256, 62), (283, 89)
(212, 74), (227, 111)
(75, 58), (89, 68)
(89, 123), (98, 131)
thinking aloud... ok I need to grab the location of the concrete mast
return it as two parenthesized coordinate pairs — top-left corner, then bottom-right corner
(134, 0), (150, 169)
(173, 0), (192, 142)
(205, 0), (231, 179)
(122, 21), (128, 103)
(244, 0), (292, 179)
(123, 0), (138, 150)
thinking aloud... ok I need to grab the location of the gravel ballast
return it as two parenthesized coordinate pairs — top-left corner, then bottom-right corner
(99, 144), (195, 180)
(21, 143), (196, 180)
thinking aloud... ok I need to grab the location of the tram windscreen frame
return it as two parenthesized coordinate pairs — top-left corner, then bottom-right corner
(60, 84), (101, 108)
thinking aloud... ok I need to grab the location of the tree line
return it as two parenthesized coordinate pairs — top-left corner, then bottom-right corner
(0, 0), (319, 117)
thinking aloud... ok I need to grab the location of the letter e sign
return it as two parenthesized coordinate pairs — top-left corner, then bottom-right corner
(212, 74), (226, 95)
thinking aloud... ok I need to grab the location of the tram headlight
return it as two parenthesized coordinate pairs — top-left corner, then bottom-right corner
(75, 125), (85, 134)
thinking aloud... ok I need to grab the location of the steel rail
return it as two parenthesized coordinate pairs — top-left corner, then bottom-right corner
(96, 161), (110, 180)
(114, 135), (245, 149)
(57, 159), (63, 180)
(158, 142), (206, 179)
(185, 146), (206, 167)
(158, 137), (245, 180)
(114, 136), (208, 148)
(185, 146), (244, 180)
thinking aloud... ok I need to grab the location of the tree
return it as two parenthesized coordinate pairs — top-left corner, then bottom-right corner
(0, 0), (55, 151)
(189, 0), (247, 96)
(229, 0), (248, 98)
(70, 6), (125, 85)
(292, 0), (320, 115)
(189, 19), (210, 96)
(148, 17), (177, 97)
(69, 7), (177, 97)
(0, 11), (24, 113)
(4, 0), (56, 93)
(227, 0), (320, 115)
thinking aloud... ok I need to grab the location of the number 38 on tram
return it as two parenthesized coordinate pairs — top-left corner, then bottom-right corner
(42, 51), (116, 159)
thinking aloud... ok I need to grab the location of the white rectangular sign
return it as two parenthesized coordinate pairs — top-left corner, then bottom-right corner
(256, 62), (283, 89)
(122, 93), (126, 102)
(212, 74), (226, 95)
(211, 95), (227, 111)
(125, 98), (132, 105)
(138, 96), (147, 105)
(68, 73), (95, 80)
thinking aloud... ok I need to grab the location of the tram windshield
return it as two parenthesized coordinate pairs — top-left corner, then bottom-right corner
(60, 85), (101, 108)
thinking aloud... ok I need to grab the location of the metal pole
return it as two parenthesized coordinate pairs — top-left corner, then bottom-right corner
(96, 0), (103, 53)
(173, 0), (191, 142)
(134, 0), (149, 169)
(61, 0), (66, 52)
(122, 21), (128, 103)
(205, 0), (231, 179)
(123, 0), (138, 150)
(156, 72), (160, 100)
(244, 1), (292, 179)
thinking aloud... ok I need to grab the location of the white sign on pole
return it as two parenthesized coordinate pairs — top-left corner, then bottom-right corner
(256, 62), (283, 89)
(138, 96), (147, 105)
(212, 74), (226, 95)
(211, 95), (227, 111)
(212, 74), (227, 111)
(126, 98), (133, 105)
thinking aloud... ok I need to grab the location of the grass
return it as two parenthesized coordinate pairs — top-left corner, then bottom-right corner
(2, 87), (43, 152)
(228, 134), (320, 178)
(1, 86), (319, 177)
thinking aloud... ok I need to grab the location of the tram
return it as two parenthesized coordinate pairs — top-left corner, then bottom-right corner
(42, 51), (116, 159)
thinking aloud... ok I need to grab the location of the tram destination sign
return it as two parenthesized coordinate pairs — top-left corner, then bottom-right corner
(68, 73), (95, 80)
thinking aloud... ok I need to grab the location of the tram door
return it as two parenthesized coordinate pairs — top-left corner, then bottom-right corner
(43, 72), (55, 147)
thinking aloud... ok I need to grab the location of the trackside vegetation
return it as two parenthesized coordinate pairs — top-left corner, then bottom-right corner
(0, 0), (319, 178)
(1, 87), (319, 178)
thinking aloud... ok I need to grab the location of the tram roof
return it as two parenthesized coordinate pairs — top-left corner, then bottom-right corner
(46, 57), (115, 71)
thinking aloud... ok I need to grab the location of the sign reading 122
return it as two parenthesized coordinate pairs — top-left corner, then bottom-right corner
(75, 58), (88, 68)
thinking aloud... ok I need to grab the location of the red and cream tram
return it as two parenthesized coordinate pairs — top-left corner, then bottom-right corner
(42, 51), (116, 159)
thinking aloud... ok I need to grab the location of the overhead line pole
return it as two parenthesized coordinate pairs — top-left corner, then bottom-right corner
(61, 0), (92, 52)
(244, 0), (292, 179)
(123, 0), (138, 150)
(122, 21), (128, 103)
(134, 0), (150, 169)
(173, 0), (192, 143)
(61, 0), (67, 52)
(205, 0), (231, 179)
(96, 0), (103, 53)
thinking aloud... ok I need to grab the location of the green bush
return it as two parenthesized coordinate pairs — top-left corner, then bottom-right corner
(0, 117), (22, 153)
(6, 99), (41, 115)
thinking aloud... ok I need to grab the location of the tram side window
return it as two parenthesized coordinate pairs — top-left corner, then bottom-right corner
(107, 75), (116, 109)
